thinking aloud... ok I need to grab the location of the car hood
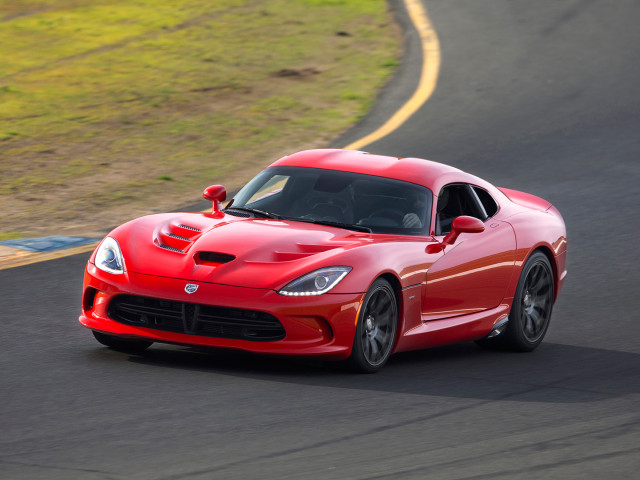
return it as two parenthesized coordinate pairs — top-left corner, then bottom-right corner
(111, 212), (377, 290)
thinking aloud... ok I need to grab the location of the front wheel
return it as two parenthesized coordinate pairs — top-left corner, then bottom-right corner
(92, 331), (153, 353)
(347, 278), (398, 373)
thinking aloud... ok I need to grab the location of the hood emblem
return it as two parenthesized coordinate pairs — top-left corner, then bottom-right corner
(185, 283), (199, 294)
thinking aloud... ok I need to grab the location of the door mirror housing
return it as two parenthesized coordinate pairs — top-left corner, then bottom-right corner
(442, 216), (484, 245)
(203, 185), (227, 217)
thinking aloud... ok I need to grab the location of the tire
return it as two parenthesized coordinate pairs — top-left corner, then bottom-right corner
(92, 331), (153, 353)
(479, 251), (555, 351)
(347, 278), (398, 373)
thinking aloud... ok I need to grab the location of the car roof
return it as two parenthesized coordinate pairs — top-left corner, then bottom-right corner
(270, 149), (488, 192)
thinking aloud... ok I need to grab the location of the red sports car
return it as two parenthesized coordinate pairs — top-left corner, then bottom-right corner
(80, 149), (567, 372)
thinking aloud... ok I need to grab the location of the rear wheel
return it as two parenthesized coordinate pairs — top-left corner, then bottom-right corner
(479, 251), (554, 351)
(92, 331), (152, 353)
(347, 278), (398, 373)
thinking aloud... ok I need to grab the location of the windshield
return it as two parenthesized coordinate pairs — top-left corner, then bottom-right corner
(227, 166), (432, 235)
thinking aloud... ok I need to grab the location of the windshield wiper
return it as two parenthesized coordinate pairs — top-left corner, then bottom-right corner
(223, 207), (282, 219)
(293, 218), (372, 233)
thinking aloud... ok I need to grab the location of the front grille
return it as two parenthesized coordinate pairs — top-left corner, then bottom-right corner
(108, 295), (285, 341)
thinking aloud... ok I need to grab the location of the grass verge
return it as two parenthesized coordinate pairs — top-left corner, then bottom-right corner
(0, 0), (399, 237)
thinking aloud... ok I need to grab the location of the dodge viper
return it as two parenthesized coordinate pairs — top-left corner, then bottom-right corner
(80, 149), (567, 372)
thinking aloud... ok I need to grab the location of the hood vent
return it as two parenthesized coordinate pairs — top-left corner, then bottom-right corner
(156, 220), (206, 253)
(178, 224), (202, 232)
(167, 233), (190, 242)
(195, 251), (236, 265)
(158, 243), (184, 253)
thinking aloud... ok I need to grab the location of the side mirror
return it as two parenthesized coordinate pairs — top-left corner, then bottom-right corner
(442, 215), (484, 245)
(203, 185), (226, 216)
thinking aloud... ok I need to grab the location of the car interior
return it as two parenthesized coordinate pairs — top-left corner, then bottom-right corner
(435, 184), (492, 235)
(229, 168), (433, 235)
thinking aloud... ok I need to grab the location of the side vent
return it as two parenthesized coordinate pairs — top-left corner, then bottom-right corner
(195, 252), (236, 265)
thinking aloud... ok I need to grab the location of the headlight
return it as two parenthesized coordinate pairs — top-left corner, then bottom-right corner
(278, 266), (352, 296)
(94, 237), (125, 274)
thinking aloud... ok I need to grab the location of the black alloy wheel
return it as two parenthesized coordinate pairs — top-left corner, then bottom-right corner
(520, 258), (554, 343)
(92, 331), (153, 353)
(348, 278), (398, 373)
(480, 251), (555, 351)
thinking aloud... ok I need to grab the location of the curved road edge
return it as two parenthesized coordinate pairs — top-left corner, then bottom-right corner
(0, 0), (440, 271)
(343, 0), (440, 151)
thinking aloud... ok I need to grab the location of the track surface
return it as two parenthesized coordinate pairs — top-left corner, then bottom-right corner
(2, 1), (639, 478)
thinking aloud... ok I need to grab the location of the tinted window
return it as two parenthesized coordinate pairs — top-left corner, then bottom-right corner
(436, 184), (485, 235)
(229, 166), (433, 236)
(472, 186), (498, 217)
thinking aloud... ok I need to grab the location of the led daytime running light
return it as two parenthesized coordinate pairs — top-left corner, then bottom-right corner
(278, 267), (351, 296)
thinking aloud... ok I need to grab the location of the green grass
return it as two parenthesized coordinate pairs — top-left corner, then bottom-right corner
(0, 232), (25, 241)
(0, 0), (399, 236)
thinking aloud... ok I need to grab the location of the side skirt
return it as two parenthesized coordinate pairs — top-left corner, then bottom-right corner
(394, 300), (513, 353)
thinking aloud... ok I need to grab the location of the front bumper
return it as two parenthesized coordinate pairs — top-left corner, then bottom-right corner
(79, 262), (364, 360)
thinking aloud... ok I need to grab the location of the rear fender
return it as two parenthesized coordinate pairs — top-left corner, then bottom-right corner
(498, 187), (552, 212)
(504, 208), (567, 302)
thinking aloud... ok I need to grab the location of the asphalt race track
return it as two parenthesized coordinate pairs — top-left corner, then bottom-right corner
(2, 1), (639, 478)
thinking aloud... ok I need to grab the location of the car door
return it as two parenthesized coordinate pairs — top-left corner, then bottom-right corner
(422, 183), (516, 321)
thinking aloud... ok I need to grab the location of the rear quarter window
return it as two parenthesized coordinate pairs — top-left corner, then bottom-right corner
(472, 186), (499, 217)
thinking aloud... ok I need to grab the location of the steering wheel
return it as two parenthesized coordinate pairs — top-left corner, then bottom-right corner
(368, 208), (405, 225)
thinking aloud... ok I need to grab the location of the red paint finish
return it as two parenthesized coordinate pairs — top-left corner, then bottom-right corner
(80, 264), (361, 358)
(442, 215), (485, 245)
(79, 149), (567, 365)
(203, 184), (226, 216)
(424, 220), (517, 321)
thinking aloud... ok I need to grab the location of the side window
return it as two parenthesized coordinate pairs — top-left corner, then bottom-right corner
(435, 184), (485, 235)
(472, 186), (499, 218)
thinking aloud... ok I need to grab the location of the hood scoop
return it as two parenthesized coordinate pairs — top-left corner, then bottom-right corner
(155, 220), (205, 253)
(250, 242), (349, 263)
(195, 251), (236, 265)
(272, 251), (314, 262)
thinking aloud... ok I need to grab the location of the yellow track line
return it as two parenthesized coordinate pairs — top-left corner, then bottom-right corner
(0, 0), (440, 271)
(343, 0), (441, 151)
(0, 243), (98, 271)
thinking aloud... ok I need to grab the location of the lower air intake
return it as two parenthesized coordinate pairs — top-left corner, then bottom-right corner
(108, 295), (285, 341)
